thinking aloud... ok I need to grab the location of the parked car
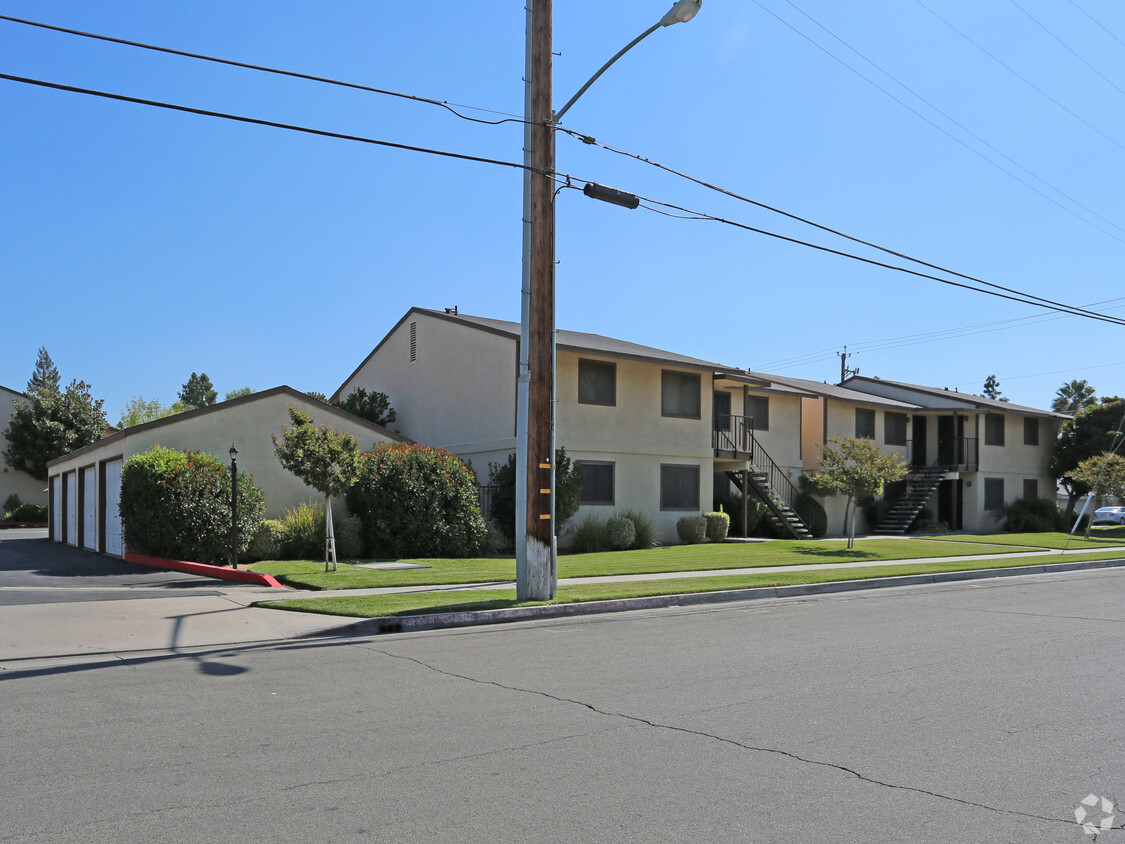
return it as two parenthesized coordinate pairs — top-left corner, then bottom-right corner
(1092, 506), (1125, 525)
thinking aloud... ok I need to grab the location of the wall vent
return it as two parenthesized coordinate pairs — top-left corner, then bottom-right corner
(409, 321), (417, 363)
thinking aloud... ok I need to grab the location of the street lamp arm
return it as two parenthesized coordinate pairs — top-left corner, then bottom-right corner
(555, 21), (661, 122)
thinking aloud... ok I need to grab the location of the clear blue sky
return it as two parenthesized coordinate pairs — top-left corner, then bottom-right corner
(3, 1), (1124, 423)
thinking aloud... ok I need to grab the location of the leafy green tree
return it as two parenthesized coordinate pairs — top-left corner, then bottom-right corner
(224, 387), (253, 401)
(336, 388), (396, 427)
(305, 391), (330, 402)
(1050, 399), (1125, 516)
(982, 374), (1008, 402)
(807, 436), (908, 548)
(486, 448), (584, 542)
(179, 372), (217, 408)
(118, 395), (175, 428)
(1071, 452), (1125, 538)
(272, 406), (361, 571)
(1052, 379), (1097, 414)
(3, 348), (108, 480)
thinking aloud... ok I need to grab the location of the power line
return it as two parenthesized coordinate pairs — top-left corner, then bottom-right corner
(0, 13), (529, 126)
(950, 359), (1125, 387)
(559, 128), (1125, 323)
(619, 190), (1125, 327)
(0, 72), (540, 175)
(760, 0), (1125, 241)
(1067, 0), (1125, 53)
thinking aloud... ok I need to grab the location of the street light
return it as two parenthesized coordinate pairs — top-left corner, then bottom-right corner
(516, 0), (701, 600)
(229, 443), (238, 568)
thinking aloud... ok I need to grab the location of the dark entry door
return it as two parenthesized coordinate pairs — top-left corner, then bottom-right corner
(912, 416), (927, 467)
(937, 416), (955, 465)
(937, 478), (963, 530)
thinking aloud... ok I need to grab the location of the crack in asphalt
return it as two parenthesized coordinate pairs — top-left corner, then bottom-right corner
(947, 606), (1125, 624)
(372, 647), (1077, 830)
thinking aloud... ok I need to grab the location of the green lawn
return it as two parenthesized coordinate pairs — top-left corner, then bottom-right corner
(251, 537), (1022, 591)
(933, 528), (1125, 550)
(253, 549), (1125, 619)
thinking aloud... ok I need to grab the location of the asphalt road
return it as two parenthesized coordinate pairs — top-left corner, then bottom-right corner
(2, 567), (1123, 843)
(0, 528), (223, 605)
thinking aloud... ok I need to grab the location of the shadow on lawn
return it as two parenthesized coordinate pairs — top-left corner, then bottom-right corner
(790, 546), (876, 559)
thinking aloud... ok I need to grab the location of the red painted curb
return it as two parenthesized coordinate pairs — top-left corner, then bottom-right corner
(0, 521), (49, 527)
(124, 552), (285, 589)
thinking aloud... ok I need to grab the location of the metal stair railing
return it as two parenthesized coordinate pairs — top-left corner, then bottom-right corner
(716, 414), (810, 535)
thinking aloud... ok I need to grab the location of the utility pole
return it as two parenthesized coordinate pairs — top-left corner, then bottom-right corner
(518, 0), (557, 600)
(838, 347), (859, 385)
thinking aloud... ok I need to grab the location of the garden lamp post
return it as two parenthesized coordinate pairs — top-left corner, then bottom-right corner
(229, 443), (238, 567)
(516, 0), (702, 600)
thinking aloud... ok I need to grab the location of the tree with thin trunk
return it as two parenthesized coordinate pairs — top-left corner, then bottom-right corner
(273, 406), (361, 571)
(1051, 399), (1125, 517)
(179, 372), (217, 408)
(1071, 452), (1125, 538)
(807, 436), (908, 548)
(1052, 379), (1097, 414)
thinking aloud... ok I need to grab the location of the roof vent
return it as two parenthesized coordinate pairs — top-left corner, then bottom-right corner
(444, 306), (459, 315)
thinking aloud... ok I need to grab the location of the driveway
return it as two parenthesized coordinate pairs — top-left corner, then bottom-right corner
(0, 528), (226, 605)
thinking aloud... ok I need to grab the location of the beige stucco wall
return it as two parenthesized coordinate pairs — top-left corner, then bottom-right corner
(47, 389), (402, 554)
(339, 312), (518, 459)
(0, 386), (48, 508)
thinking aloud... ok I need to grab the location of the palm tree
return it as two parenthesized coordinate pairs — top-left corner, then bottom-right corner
(1052, 379), (1097, 414)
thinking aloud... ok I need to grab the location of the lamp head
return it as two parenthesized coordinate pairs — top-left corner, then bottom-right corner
(229, 443), (238, 460)
(660, 0), (701, 26)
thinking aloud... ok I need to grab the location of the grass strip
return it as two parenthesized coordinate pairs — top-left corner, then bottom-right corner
(932, 528), (1125, 550)
(253, 537), (1020, 591)
(253, 550), (1125, 619)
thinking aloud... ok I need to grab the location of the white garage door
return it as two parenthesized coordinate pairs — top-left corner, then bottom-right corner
(103, 459), (123, 557)
(51, 476), (61, 542)
(82, 466), (97, 550)
(65, 472), (77, 546)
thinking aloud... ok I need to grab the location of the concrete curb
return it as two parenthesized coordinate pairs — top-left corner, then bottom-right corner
(124, 552), (285, 589)
(304, 557), (1125, 638)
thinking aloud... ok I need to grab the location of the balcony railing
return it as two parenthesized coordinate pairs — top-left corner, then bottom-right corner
(935, 436), (978, 471)
(714, 414), (808, 522)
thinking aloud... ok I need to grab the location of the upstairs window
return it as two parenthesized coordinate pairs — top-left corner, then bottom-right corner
(985, 414), (1005, 446)
(578, 359), (616, 406)
(661, 371), (701, 419)
(885, 412), (908, 446)
(1023, 417), (1039, 446)
(746, 395), (770, 431)
(855, 408), (876, 440)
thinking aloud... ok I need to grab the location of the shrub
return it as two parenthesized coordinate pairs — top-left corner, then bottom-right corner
(568, 515), (609, 554)
(486, 448), (584, 541)
(676, 515), (707, 545)
(280, 502), (326, 560)
(3, 493), (22, 515)
(483, 518), (509, 555)
(120, 446), (265, 564)
(606, 515), (636, 550)
(335, 514), (364, 559)
(617, 508), (658, 549)
(713, 491), (765, 538)
(913, 518), (949, 533)
(244, 519), (284, 562)
(995, 497), (1060, 533)
(347, 443), (487, 558)
(5, 502), (47, 522)
(704, 510), (730, 543)
(795, 493), (828, 538)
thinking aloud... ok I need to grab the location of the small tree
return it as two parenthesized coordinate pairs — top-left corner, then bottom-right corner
(1052, 379), (1097, 414)
(1071, 452), (1125, 538)
(808, 436), (908, 548)
(486, 448), (584, 542)
(273, 406), (361, 571)
(118, 395), (175, 428)
(982, 375), (1008, 402)
(224, 387), (253, 401)
(1051, 399), (1125, 517)
(179, 372), (217, 408)
(336, 388), (396, 427)
(3, 348), (108, 480)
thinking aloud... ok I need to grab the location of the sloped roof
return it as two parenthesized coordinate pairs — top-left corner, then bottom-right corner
(750, 372), (920, 410)
(842, 375), (1066, 419)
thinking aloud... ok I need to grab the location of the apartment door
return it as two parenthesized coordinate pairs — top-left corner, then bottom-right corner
(912, 416), (927, 467)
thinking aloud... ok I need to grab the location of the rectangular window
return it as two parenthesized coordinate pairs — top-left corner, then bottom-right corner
(746, 395), (770, 431)
(984, 477), (1004, 510)
(1023, 417), (1039, 446)
(661, 371), (701, 419)
(578, 359), (616, 406)
(1022, 478), (1038, 500)
(885, 412), (908, 446)
(577, 461), (614, 505)
(985, 414), (1005, 446)
(856, 408), (876, 439)
(661, 464), (700, 510)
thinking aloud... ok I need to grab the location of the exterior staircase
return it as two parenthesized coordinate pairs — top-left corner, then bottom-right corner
(726, 470), (813, 540)
(872, 464), (947, 535)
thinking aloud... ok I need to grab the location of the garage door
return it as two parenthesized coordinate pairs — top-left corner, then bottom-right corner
(82, 466), (97, 550)
(65, 472), (77, 546)
(103, 459), (123, 557)
(51, 476), (60, 542)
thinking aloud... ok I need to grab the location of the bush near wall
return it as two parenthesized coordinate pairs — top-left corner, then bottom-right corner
(677, 515), (707, 545)
(347, 443), (487, 559)
(120, 446), (265, 564)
